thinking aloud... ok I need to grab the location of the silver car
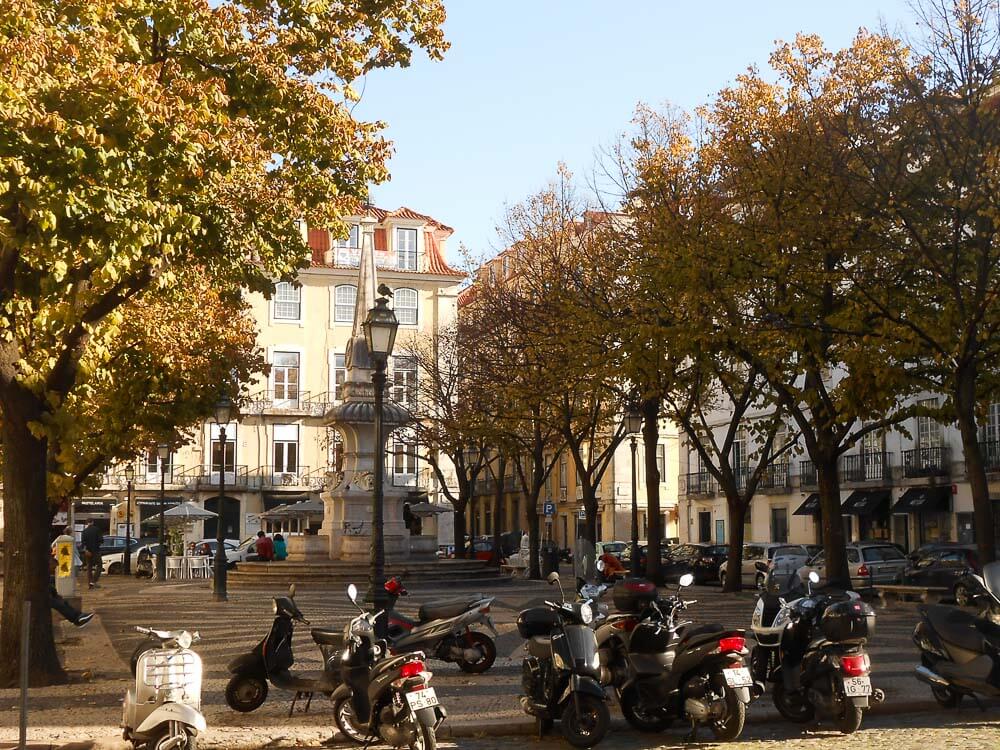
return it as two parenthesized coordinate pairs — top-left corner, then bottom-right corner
(736, 543), (816, 590)
(804, 542), (907, 590)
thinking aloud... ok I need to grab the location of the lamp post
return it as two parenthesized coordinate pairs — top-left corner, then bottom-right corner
(157, 443), (169, 581)
(213, 395), (235, 602)
(363, 295), (399, 638)
(624, 405), (643, 577)
(123, 464), (135, 575)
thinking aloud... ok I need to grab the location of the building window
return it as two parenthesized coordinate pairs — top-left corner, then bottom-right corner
(145, 449), (172, 478)
(981, 402), (1000, 444)
(272, 351), (300, 407)
(332, 353), (346, 401)
(396, 228), (417, 270)
(392, 355), (417, 408)
(656, 444), (665, 481)
(559, 454), (567, 490)
(917, 398), (943, 449)
(502, 255), (510, 278)
(394, 287), (418, 325)
(273, 424), (299, 474)
(210, 424), (236, 473)
(335, 224), (359, 248)
(488, 266), (496, 284)
(328, 428), (344, 472)
(273, 282), (301, 321)
(393, 439), (418, 482)
(334, 284), (356, 323)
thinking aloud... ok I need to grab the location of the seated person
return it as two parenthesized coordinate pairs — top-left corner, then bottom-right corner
(255, 530), (274, 561)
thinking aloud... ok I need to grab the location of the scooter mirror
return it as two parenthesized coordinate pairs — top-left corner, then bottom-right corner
(547, 572), (560, 585)
(678, 573), (694, 588)
(347, 583), (358, 603)
(289, 583), (297, 599)
(808, 571), (820, 584)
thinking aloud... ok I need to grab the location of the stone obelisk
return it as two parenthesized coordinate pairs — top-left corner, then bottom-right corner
(321, 211), (411, 561)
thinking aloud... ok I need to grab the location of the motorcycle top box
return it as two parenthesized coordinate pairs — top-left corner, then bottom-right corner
(612, 578), (657, 613)
(820, 600), (876, 643)
(516, 606), (560, 638)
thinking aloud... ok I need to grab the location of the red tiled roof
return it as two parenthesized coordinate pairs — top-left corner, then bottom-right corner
(424, 230), (463, 278)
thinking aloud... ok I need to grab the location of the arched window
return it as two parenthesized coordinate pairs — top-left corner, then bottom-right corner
(394, 288), (418, 325)
(273, 281), (301, 320)
(334, 284), (356, 323)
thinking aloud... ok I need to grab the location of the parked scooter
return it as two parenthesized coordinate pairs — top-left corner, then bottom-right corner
(913, 560), (1000, 705)
(122, 627), (205, 750)
(750, 570), (883, 734)
(609, 573), (752, 742)
(225, 584), (343, 715)
(518, 571), (610, 748)
(333, 583), (446, 750)
(383, 577), (498, 673)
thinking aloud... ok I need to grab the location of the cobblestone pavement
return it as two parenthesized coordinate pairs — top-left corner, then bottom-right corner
(1, 574), (998, 747)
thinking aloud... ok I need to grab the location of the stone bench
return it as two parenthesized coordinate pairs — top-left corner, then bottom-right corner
(874, 584), (948, 607)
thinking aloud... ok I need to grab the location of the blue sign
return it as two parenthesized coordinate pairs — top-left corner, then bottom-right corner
(543, 502), (556, 516)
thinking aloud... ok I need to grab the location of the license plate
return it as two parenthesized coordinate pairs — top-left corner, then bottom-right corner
(843, 676), (872, 696)
(405, 687), (439, 711)
(723, 667), (753, 688)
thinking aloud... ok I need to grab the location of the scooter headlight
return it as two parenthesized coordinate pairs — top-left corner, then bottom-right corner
(580, 603), (593, 625)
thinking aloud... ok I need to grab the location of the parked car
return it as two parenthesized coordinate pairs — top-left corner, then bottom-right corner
(804, 542), (908, 589)
(906, 540), (974, 564)
(768, 544), (823, 585)
(596, 541), (627, 559)
(903, 544), (980, 597)
(194, 538), (245, 566)
(735, 543), (815, 589)
(952, 567), (990, 606)
(661, 542), (728, 584)
(101, 538), (157, 575)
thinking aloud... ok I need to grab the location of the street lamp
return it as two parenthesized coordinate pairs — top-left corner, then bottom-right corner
(157, 443), (169, 581)
(624, 405), (643, 577)
(213, 394), (235, 602)
(123, 463), (135, 575)
(363, 294), (398, 637)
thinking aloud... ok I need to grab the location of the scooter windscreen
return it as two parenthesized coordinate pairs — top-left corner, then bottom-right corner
(981, 561), (1000, 602)
(554, 624), (600, 677)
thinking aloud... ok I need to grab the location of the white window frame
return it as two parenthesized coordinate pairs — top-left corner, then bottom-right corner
(330, 351), (347, 402)
(392, 437), (419, 485)
(334, 284), (356, 324)
(272, 282), (302, 322)
(917, 398), (943, 449)
(273, 424), (300, 479)
(394, 287), (418, 326)
(391, 355), (417, 408)
(334, 224), (360, 249)
(396, 227), (418, 271)
(272, 350), (301, 407)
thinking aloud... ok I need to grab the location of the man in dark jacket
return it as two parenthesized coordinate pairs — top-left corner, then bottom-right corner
(80, 520), (103, 589)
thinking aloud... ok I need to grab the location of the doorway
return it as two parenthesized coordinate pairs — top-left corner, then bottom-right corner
(714, 519), (725, 544)
(770, 507), (788, 543)
(698, 511), (711, 543)
(204, 496), (240, 540)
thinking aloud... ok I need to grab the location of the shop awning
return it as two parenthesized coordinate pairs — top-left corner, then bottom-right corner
(841, 489), (891, 516)
(891, 486), (952, 514)
(793, 493), (821, 516)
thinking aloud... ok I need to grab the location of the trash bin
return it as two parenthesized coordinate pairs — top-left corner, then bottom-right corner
(541, 542), (560, 576)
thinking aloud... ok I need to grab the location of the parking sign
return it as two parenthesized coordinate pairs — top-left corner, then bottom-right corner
(543, 502), (555, 516)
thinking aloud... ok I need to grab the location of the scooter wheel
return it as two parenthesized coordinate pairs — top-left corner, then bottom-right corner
(457, 632), (497, 674)
(225, 674), (268, 713)
(410, 723), (437, 750)
(560, 694), (610, 748)
(149, 720), (197, 750)
(772, 680), (815, 723)
(710, 687), (746, 741)
(931, 684), (961, 708)
(837, 702), (864, 734)
(620, 685), (672, 732)
(333, 695), (377, 745)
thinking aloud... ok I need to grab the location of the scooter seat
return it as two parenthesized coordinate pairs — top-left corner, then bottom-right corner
(310, 628), (344, 647)
(926, 605), (987, 654)
(528, 636), (551, 658)
(419, 595), (482, 622)
(270, 669), (337, 692)
(679, 623), (726, 646)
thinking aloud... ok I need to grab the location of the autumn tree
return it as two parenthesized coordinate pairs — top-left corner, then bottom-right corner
(0, 0), (446, 685)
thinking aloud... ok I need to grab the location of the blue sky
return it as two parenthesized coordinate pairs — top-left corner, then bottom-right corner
(355, 0), (915, 262)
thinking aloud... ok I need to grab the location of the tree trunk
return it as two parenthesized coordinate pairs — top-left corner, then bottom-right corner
(642, 397), (663, 584)
(492, 456), (506, 570)
(817, 456), (850, 589)
(723, 492), (747, 592)
(0, 390), (65, 687)
(528, 498), (541, 579)
(954, 368), (996, 565)
(453, 502), (468, 559)
(582, 494), (598, 545)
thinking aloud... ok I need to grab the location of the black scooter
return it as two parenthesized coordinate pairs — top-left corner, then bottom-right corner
(615, 573), (752, 742)
(225, 584), (343, 715)
(518, 571), (610, 748)
(914, 560), (1000, 706)
(332, 583), (446, 750)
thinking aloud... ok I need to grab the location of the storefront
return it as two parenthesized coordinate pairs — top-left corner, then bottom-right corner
(841, 489), (891, 542)
(891, 486), (952, 548)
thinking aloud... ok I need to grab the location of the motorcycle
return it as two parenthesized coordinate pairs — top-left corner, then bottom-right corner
(610, 573), (752, 742)
(750, 570), (883, 734)
(914, 560), (1000, 706)
(333, 583), (446, 750)
(383, 577), (498, 673)
(518, 571), (610, 748)
(224, 583), (343, 715)
(122, 627), (205, 750)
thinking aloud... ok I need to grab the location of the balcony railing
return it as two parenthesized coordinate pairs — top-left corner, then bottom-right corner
(682, 471), (717, 497)
(980, 441), (1000, 473)
(758, 462), (791, 490)
(902, 446), (952, 478)
(798, 460), (818, 488)
(841, 451), (892, 483)
(101, 465), (187, 488)
(242, 390), (329, 417)
(186, 464), (251, 488)
(258, 466), (312, 489)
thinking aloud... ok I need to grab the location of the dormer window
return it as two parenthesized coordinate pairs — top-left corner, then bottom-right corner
(397, 228), (417, 270)
(335, 224), (360, 249)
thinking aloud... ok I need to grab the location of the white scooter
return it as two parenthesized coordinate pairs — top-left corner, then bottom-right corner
(122, 626), (206, 750)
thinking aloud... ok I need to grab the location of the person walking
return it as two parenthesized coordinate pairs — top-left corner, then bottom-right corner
(255, 530), (274, 562)
(273, 533), (287, 561)
(80, 519), (104, 589)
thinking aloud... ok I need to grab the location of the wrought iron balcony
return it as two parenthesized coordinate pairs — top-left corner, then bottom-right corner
(798, 460), (818, 488)
(682, 471), (717, 497)
(841, 451), (892, 483)
(902, 446), (951, 478)
(758, 462), (791, 490)
(978, 440), (1000, 473)
(242, 390), (329, 416)
(190, 464), (251, 488)
(258, 466), (312, 489)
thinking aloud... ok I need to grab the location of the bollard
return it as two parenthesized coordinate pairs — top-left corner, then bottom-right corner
(19, 599), (30, 750)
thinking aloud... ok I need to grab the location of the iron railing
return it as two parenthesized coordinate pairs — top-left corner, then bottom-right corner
(682, 471), (717, 497)
(758, 462), (791, 490)
(188, 464), (251, 488)
(902, 446), (951, 478)
(841, 451), (892, 483)
(242, 390), (330, 416)
(980, 441), (1000, 473)
(798, 460), (818, 488)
